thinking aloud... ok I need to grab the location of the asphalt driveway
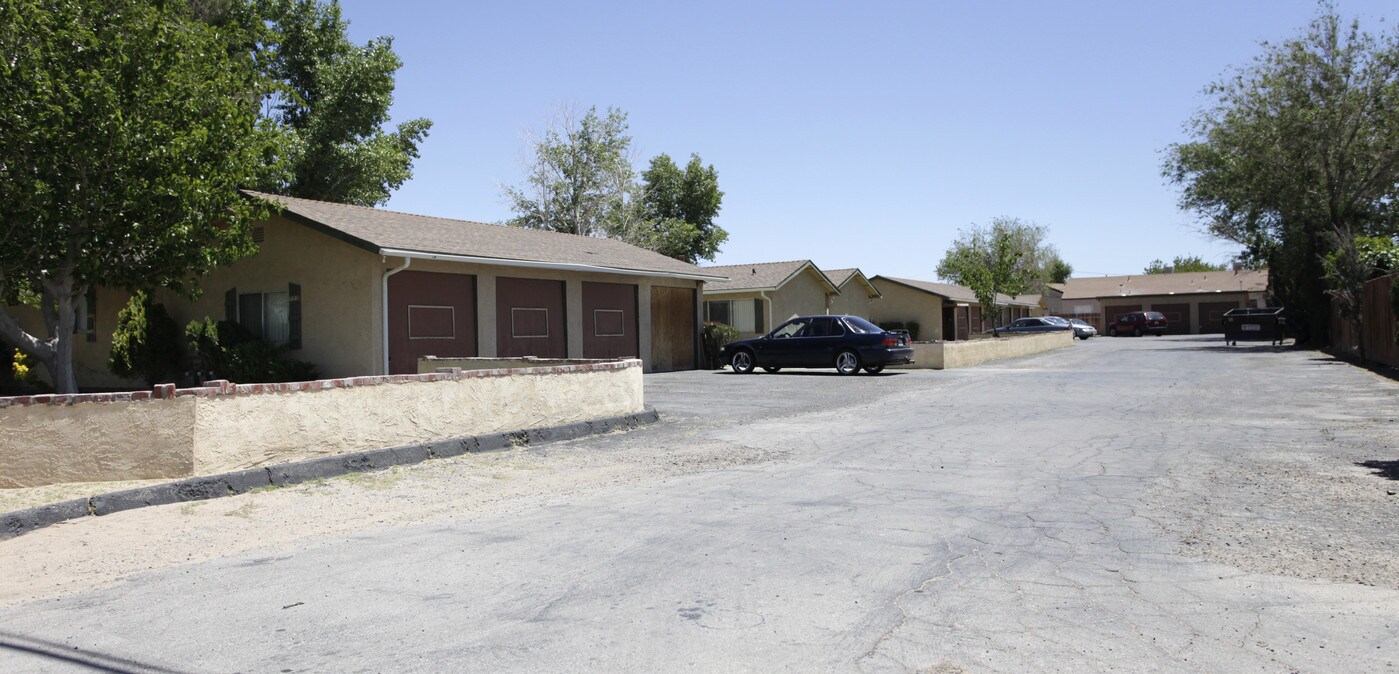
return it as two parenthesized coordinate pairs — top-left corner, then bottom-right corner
(0, 335), (1395, 671)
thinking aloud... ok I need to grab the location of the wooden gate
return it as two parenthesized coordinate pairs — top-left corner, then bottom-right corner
(387, 271), (477, 375)
(497, 277), (566, 358)
(649, 286), (695, 371)
(582, 282), (638, 359)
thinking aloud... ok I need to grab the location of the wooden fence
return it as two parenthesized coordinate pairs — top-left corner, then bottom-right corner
(1330, 273), (1399, 368)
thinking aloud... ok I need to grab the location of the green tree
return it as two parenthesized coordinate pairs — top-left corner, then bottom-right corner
(1046, 256), (1074, 284)
(0, 0), (283, 393)
(936, 218), (1045, 336)
(638, 154), (728, 263)
(1144, 255), (1229, 274)
(255, 0), (432, 206)
(1164, 7), (1399, 350)
(503, 106), (639, 237)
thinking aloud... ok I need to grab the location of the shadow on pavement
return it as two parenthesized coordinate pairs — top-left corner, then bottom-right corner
(0, 630), (184, 673)
(1357, 460), (1399, 481)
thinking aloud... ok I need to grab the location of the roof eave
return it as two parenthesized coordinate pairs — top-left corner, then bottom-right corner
(378, 248), (728, 282)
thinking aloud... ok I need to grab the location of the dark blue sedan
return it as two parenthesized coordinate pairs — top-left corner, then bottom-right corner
(719, 315), (914, 375)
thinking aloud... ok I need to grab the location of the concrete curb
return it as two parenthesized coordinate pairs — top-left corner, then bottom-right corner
(0, 408), (660, 541)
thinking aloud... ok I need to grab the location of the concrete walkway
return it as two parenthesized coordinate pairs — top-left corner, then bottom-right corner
(0, 335), (1394, 671)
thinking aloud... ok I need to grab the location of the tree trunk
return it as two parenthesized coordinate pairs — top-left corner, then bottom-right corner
(47, 330), (78, 394)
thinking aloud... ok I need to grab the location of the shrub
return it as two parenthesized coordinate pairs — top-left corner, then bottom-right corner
(11, 348), (34, 385)
(904, 321), (921, 341)
(185, 317), (319, 384)
(702, 321), (740, 369)
(109, 291), (183, 386)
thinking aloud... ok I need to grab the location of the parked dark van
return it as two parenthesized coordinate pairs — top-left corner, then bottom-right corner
(1106, 311), (1167, 337)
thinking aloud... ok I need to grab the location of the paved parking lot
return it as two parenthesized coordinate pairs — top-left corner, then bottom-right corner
(1, 335), (1396, 671)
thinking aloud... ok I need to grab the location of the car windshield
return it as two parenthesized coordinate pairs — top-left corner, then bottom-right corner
(1069, 319), (1088, 326)
(1043, 316), (1069, 325)
(842, 316), (882, 334)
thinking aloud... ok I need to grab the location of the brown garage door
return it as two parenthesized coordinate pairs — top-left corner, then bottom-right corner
(497, 277), (566, 358)
(388, 271), (477, 374)
(583, 282), (638, 359)
(649, 286), (695, 371)
(1198, 301), (1241, 334)
(1152, 303), (1189, 334)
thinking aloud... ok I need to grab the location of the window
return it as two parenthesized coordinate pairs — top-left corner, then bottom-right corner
(238, 291), (289, 343)
(771, 318), (808, 339)
(705, 300), (730, 326)
(704, 298), (765, 333)
(74, 287), (97, 342)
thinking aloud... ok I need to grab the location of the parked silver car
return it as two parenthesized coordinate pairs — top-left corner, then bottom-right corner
(1067, 318), (1097, 340)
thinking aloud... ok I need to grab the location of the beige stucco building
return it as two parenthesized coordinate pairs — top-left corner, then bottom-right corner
(824, 268), (882, 319)
(869, 276), (1038, 342)
(1044, 269), (1269, 334)
(700, 260), (840, 339)
(9, 192), (726, 389)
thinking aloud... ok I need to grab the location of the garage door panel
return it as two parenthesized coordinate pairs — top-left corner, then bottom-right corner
(583, 282), (638, 359)
(649, 286), (695, 371)
(1151, 303), (1190, 334)
(388, 271), (477, 374)
(497, 278), (566, 358)
(1199, 301), (1240, 334)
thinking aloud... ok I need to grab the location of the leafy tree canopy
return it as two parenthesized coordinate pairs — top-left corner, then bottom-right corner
(1046, 256), (1074, 284)
(503, 106), (637, 237)
(637, 154), (728, 263)
(503, 106), (729, 263)
(1163, 5), (1399, 349)
(1144, 255), (1229, 274)
(0, 0), (285, 392)
(936, 218), (1050, 335)
(255, 0), (432, 206)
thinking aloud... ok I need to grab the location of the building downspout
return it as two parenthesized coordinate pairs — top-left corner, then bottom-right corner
(381, 256), (412, 374)
(759, 290), (773, 333)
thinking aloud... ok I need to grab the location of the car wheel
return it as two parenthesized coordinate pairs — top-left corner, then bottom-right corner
(762, 367), (781, 373)
(730, 350), (755, 374)
(863, 365), (884, 374)
(1133, 327), (1143, 337)
(834, 350), (861, 375)
(1107, 327), (1117, 336)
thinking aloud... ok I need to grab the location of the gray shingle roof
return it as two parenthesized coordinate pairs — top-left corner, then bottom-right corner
(1058, 269), (1268, 300)
(245, 191), (725, 280)
(873, 276), (1038, 307)
(824, 268), (881, 298)
(701, 260), (838, 293)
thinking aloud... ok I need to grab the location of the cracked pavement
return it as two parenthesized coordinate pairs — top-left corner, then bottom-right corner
(0, 335), (1396, 671)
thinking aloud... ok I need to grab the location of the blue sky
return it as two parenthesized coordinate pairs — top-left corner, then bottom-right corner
(338, 1), (1394, 279)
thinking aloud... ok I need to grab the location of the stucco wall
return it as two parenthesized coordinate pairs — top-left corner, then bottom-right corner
(162, 215), (382, 379)
(895, 331), (1071, 370)
(0, 360), (644, 488)
(0, 394), (195, 487)
(828, 283), (876, 319)
(869, 280), (945, 341)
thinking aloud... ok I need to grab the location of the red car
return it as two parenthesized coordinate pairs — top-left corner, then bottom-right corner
(1107, 311), (1167, 336)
